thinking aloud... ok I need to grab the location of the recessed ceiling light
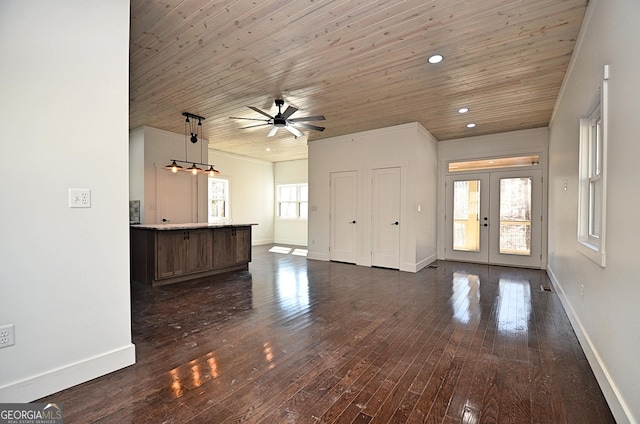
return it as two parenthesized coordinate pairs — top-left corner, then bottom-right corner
(458, 107), (469, 114)
(467, 123), (476, 128)
(428, 54), (443, 64)
(265, 147), (271, 151)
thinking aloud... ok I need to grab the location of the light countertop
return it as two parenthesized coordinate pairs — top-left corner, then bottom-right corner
(131, 222), (258, 230)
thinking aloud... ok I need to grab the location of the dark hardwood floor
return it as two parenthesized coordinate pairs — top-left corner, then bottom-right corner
(39, 245), (615, 423)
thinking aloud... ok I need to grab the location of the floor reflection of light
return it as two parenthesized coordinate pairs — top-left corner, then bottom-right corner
(497, 278), (532, 334)
(191, 362), (202, 388)
(263, 342), (275, 370)
(206, 353), (219, 378)
(276, 268), (310, 311)
(169, 369), (183, 398)
(462, 400), (479, 422)
(451, 272), (481, 325)
(167, 351), (220, 398)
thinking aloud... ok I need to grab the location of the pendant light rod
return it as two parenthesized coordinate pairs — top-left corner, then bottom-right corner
(182, 112), (206, 122)
(168, 160), (217, 168)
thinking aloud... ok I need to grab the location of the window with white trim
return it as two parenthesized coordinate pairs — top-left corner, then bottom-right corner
(208, 177), (229, 222)
(277, 183), (308, 219)
(577, 65), (608, 266)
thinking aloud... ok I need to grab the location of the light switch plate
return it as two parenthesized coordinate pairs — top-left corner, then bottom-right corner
(69, 188), (91, 208)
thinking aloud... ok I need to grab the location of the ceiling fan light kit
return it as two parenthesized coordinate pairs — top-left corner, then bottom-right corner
(230, 99), (326, 138)
(165, 112), (220, 176)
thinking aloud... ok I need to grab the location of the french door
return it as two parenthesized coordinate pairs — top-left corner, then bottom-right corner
(445, 169), (542, 268)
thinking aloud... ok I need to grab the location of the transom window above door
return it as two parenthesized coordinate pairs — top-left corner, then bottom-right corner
(448, 155), (540, 173)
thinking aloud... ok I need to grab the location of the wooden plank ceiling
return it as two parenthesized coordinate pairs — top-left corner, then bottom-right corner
(130, 0), (588, 162)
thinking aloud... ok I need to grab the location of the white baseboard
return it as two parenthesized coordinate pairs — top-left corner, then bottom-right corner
(547, 266), (634, 424)
(272, 239), (307, 247)
(416, 254), (437, 272)
(307, 252), (329, 261)
(251, 237), (274, 246)
(0, 343), (136, 403)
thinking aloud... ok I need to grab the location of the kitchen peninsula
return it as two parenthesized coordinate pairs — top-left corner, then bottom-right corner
(130, 223), (256, 287)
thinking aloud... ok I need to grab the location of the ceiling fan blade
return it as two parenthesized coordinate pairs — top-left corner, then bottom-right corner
(267, 126), (279, 137)
(247, 106), (274, 119)
(282, 106), (298, 119)
(286, 125), (303, 138)
(229, 116), (270, 122)
(239, 123), (271, 129)
(290, 122), (325, 132)
(288, 115), (325, 122)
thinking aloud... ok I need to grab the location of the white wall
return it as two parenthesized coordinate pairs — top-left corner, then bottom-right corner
(207, 150), (275, 246)
(437, 128), (549, 263)
(547, 0), (640, 422)
(308, 122), (437, 272)
(274, 160), (308, 246)
(0, 0), (135, 402)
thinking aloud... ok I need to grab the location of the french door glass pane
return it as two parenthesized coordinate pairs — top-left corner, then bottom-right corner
(453, 180), (480, 252)
(499, 177), (532, 255)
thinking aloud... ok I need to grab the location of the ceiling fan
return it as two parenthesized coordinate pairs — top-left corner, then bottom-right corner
(229, 99), (325, 138)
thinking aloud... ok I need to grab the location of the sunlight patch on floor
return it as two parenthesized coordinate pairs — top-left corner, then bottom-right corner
(292, 249), (308, 257)
(268, 246), (292, 254)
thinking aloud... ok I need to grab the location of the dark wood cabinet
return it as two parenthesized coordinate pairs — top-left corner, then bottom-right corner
(156, 231), (186, 278)
(212, 227), (252, 269)
(130, 225), (253, 286)
(156, 229), (213, 278)
(184, 229), (213, 274)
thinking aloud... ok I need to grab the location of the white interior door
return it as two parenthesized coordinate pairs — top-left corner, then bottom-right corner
(157, 167), (198, 224)
(330, 171), (358, 263)
(445, 169), (542, 268)
(372, 167), (401, 269)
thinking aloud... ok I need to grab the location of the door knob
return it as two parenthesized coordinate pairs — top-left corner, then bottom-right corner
(483, 223), (488, 227)
(350, 220), (356, 224)
(392, 221), (399, 225)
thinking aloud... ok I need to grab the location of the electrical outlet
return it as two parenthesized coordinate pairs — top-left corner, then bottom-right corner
(69, 188), (91, 208)
(0, 324), (15, 348)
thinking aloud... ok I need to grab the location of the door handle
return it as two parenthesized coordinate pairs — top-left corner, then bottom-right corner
(350, 220), (356, 224)
(483, 223), (488, 227)
(392, 221), (399, 225)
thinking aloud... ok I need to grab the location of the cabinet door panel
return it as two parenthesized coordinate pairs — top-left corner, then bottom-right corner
(213, 228), (235, 268)
(235, 227), (251, 263)
(156, 231), (186, 278)
(185, 229), (213, 273)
